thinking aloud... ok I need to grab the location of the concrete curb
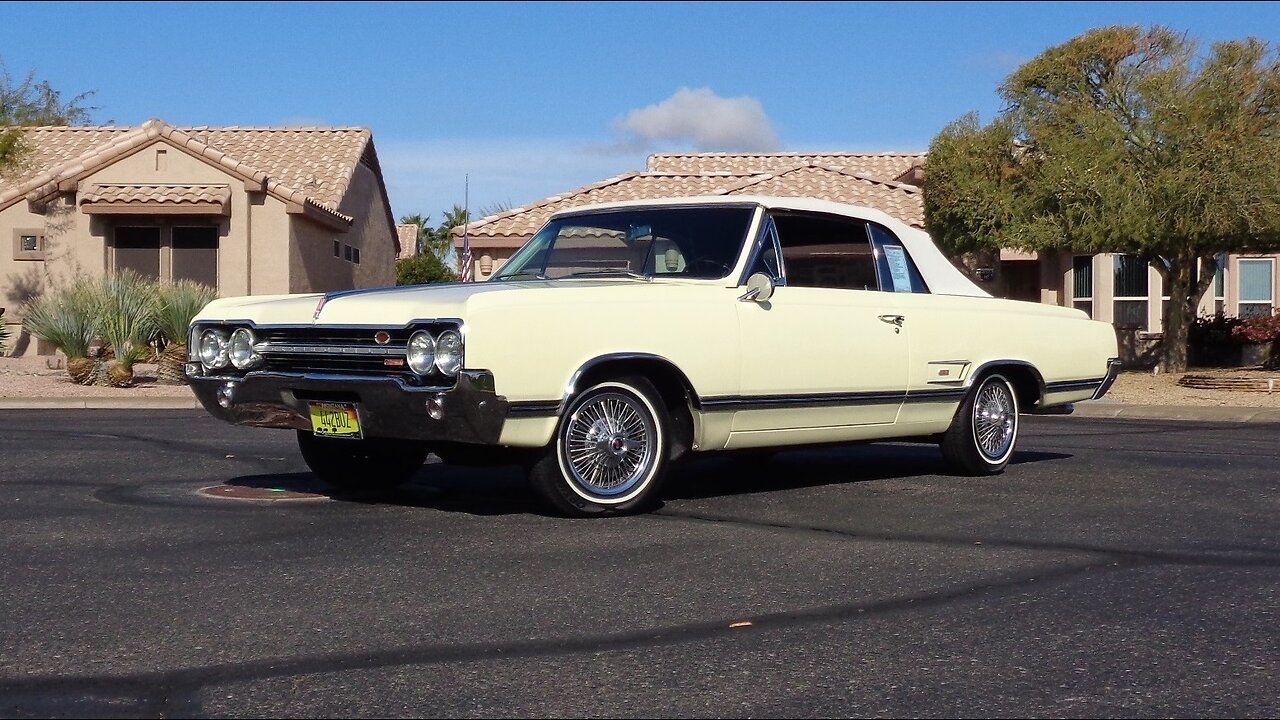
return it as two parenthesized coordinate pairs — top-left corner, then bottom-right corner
(1070, 402), (1280, 424)
(0, 397), (202, 410)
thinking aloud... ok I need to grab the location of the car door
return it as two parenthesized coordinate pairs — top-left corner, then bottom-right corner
(732, 212), (909, 436)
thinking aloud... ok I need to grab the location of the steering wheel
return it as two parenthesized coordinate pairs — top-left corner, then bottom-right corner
(684, 258), (732, 277)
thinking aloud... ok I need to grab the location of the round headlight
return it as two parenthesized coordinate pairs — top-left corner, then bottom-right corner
(406, 330), (436, 375)
(434, 330), (463, 376)
(229, 328), (261, 370)
(198, 329), (230, 369)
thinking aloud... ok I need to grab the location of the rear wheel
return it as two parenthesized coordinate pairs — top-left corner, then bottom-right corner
(295, 431), (430, 491)
(940, 373), (1020, 475)
(528, 376), (670, 517)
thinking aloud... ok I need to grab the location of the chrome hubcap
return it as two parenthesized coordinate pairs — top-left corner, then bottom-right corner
(974, 380), (1016, 460)
(564, 392), (655, 497)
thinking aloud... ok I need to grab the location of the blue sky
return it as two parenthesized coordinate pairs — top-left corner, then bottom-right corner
(3, 1), (1279, 221)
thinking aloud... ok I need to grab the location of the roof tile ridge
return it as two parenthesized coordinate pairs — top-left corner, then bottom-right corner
(5, 122), (160, 207)
(468, 172), (647, 230)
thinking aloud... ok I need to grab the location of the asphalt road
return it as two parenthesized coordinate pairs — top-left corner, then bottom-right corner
(1, 410), (1278, 718)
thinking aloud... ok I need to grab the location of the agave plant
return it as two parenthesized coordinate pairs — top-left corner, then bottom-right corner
(93, 271), (159, 387)
(21, 279), (100, 384)
(154, 280), (216, 384)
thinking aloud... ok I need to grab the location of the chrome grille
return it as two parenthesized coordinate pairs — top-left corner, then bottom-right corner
(253, 327), (424, 379)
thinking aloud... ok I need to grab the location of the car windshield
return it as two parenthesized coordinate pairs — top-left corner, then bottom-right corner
(490, 205), (756, 281)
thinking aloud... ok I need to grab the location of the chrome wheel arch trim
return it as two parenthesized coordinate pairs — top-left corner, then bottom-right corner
(560, 352), (702, 415)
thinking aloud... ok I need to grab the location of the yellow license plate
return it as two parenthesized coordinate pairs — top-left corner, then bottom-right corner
(308, 402), (362, 439)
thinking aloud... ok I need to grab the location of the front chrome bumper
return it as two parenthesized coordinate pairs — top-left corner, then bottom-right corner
(187, 368), (510, 444)
(1091, 358), (1123, 400)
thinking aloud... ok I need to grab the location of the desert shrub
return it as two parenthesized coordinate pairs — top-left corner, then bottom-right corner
(1230, 313), (1280, 344)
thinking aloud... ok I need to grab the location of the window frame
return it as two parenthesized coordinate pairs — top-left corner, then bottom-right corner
(1112, 254), (1151, 331)
(1237, 257), (1275, 318)
(1071, 255), (1094, 318)
(12, 229), (46, 261)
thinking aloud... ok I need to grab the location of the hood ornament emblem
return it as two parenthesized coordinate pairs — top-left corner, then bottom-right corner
(313, 296), (328, 320)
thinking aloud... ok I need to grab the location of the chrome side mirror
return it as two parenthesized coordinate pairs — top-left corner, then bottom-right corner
(739, 272), (776, 302)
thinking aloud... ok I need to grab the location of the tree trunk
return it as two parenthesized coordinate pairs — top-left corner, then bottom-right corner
(1158, 254), (1216, 373)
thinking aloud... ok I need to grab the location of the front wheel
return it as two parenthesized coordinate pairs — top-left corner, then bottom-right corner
(528, 376), (670, 517)
(296, 431), (430, 491)
(940, 373), (1020, 475)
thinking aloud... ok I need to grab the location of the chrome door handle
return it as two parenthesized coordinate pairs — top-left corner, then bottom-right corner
(878, 314), (905, 327)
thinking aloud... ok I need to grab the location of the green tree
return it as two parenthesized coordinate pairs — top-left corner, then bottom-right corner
(396, 252), (457, 285)
(401, 202), (510, 270)
(925, 26), (1280, 371)
(1, 60), (94, 175)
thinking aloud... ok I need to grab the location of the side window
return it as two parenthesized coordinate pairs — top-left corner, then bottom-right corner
(773, 213), (877, 291)
(868, 223), (929, 293)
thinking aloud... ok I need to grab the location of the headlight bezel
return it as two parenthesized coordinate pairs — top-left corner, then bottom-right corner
(433, 329), (463, 377)
(198, 328), (231, 370)
(228, 328), (262, 370)
(406, 330), (437, 375)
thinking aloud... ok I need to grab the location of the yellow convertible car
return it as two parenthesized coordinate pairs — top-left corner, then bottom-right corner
(187, 196), (1119, 516)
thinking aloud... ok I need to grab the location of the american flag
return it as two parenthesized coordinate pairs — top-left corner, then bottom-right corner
(459, 229), (473, 283)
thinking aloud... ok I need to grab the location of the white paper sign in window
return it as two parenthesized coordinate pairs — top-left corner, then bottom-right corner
(883, 245), (913, 292)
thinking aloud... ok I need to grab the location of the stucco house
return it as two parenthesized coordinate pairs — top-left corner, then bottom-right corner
(1, 118), (399, 355)
(456, 152), (1280, 359)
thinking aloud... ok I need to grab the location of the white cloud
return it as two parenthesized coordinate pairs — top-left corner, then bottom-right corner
(376, 137), (650, 220)
(611, 87), (780, 152)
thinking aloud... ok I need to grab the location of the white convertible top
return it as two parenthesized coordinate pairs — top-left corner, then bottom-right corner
(551, 195), (990, 298)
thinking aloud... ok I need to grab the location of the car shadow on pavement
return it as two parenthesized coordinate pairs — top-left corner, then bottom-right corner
(222, 463), (545, 516)
(664, 443), (1071, 501)
(221, 445), (1070, 516)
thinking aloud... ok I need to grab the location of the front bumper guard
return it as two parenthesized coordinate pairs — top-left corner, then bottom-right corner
(187, 368), (509, 445)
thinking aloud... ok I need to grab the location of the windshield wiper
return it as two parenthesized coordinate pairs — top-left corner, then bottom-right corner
(494, 270), (548, 281)
(561, 269), (651, 281)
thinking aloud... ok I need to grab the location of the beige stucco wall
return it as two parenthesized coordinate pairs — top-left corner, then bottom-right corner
(289, 161), (395, 293)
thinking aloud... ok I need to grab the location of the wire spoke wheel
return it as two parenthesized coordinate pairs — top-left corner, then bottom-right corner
(971, 379), (1017, 461)
(563, 391), (656, 498)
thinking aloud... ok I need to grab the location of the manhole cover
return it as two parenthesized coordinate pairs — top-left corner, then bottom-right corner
(198, 485), (330, 501)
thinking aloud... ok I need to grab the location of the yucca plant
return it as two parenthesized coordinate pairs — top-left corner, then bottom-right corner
(93, 271), (159, 387)
(154, 280), (216, 384)
(0, 308), (9, 356)
(21, 279), (100, 384)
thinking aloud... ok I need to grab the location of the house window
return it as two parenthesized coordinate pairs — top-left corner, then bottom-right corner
(172, 227), (218, 288)
(352, 247), (361, 265)
(343, 244), (353, 261)
(1213, 255), (1226, 316)
(13, 230), (46, 261)
(1071, 256), (1093, 318)
(113, 226), (162, 279)
(1238, 258), (1275, 318)
(1113, 255), (1149, 330)
(333, 240), (341, 258)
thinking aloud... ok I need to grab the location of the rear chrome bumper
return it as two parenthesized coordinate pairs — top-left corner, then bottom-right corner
(187, 368), (509, 444)
(1091, 358), (1123, 400)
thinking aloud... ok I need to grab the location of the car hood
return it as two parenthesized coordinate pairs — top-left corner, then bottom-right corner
(193, 279), (719, 326)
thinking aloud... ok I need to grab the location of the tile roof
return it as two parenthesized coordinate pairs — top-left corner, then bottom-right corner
(455, 164), (924, 243)
(0, 119), (375, 226)
(646, 152), (928, 183)
(80, 183), (232, 207)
